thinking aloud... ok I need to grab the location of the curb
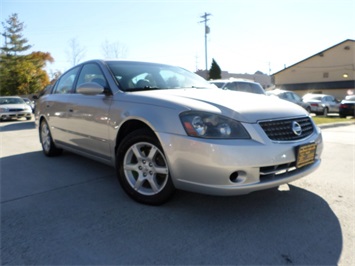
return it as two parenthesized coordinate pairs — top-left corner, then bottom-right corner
(318, 121), (355, 129)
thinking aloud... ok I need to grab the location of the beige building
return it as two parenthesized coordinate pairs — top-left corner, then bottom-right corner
(272, 39), (355, 99)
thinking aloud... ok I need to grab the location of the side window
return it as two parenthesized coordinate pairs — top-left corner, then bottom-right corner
(292, 93), (301, 102)
(224, 82), (237, 91)
(76, 63), (108, 91)
(285, 92), (293, 100)
(53, 67), (80, 94)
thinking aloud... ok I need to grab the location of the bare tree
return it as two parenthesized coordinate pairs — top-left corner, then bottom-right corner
(66, 38), (86, 66)
(101, 39), (128, 59)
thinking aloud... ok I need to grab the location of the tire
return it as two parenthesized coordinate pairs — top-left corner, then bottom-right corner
(39, 120), (63, 156)
(116, 128), (175, 205)
(322, 107), (328, 116)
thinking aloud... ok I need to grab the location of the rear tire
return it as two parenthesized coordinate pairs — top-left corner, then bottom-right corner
(116, 128), (175, 205)
(39, 120), (63, 156)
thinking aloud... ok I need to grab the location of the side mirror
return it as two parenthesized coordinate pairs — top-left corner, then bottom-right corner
(77, 82), (105, 95)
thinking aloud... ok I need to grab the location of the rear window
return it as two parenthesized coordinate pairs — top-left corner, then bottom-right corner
(225, 82), (265, 95)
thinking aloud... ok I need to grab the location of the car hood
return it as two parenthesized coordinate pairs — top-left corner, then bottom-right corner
(125, 88), (308, 123)
(1, 103), (29, 109)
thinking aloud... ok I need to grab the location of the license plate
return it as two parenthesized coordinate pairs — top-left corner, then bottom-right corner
(296, 143), (317, 168)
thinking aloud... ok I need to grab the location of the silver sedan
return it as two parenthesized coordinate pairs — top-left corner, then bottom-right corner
(35, 60), (323, 205)
(0, 96), (32, 121)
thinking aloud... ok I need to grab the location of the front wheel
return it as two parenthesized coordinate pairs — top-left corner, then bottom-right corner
(39, 120), (63, 156)
(116, 129), (175, 205)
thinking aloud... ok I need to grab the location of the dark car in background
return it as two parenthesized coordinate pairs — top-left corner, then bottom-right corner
(209, 78), (265, 95)
(267, 89), (311, 113)
(302, 93), (340, 116)
(339, 95), (355, 118)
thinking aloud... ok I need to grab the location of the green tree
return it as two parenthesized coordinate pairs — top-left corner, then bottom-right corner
(208, 58), (221, 80)
(0, 13), (53, 96)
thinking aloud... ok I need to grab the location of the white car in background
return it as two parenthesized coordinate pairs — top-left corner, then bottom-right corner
(0, 96), (32, 121)
(209, 78), (266, 95)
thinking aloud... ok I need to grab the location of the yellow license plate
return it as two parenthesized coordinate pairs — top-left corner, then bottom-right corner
(296, 143), (317, 168)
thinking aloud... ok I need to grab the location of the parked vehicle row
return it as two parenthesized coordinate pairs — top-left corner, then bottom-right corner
(209, 79), (353, 118)
(267, 89), (354, 118)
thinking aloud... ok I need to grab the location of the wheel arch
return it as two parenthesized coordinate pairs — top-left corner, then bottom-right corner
(114, 119), (157, 155)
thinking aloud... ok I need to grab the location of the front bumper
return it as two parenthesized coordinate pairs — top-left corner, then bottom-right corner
(159, 124), (323, 196)
(0, 111), (32, 120)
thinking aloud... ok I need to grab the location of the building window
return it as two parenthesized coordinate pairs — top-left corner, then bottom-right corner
(323, 72), (329, 78)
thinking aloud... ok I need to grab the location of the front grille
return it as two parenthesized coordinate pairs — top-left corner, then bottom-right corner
(259, 117), (314, 141)
(9, 108), (24, 112)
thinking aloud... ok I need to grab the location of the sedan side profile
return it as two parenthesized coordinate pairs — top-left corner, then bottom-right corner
(35, 60), (323, 205)
(302, 93), (340, 116)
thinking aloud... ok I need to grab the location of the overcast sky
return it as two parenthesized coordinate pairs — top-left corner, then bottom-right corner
(1, 0), (354, 76)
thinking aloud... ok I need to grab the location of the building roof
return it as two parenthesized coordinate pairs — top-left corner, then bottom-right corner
(272, 39), (355, 76)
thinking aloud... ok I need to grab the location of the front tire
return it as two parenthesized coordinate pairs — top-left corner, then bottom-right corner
(39, 120), (63, 156)
(116, 129), (175, 205)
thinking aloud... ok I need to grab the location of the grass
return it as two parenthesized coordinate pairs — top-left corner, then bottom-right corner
(311, 115), (354, 125)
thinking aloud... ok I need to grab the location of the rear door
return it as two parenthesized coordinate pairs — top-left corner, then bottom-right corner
(45, 66), (81, 143)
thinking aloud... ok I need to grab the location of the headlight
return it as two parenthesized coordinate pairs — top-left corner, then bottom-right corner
(180, 111), (250, 139)
(0, 107), (9, 112)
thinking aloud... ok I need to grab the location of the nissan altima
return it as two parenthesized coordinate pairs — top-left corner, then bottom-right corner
(35, 60), (323, 205)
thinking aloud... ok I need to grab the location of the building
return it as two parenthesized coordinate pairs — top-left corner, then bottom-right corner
(272, 39), (355, 99)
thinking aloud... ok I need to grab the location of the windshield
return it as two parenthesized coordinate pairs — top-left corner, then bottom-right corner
(0, 97), (25, 105)
(106, 61), (214, 91)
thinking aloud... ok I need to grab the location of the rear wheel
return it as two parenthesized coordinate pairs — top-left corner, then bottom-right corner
(116, 129), (175, 205)
(39, 120), (63, 156)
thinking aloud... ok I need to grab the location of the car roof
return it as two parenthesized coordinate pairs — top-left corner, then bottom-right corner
(209, 78), (258, 84)
(303, 93), (331, 98)
(0, 96), (21, 99)
(267, 89), (292, 94)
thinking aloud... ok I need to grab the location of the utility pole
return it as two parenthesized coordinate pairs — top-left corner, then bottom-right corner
(199, 12), (211, 72)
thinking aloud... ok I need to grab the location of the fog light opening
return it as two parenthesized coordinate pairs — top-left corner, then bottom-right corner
(230, 171), (245, 183)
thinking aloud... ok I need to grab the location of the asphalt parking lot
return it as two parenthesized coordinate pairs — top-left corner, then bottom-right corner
(1, 118), (354, 265)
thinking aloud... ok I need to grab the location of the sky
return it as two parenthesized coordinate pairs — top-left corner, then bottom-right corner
(1, 0), (354, 77)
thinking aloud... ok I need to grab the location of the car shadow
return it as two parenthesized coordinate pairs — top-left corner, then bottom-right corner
(1, 151), (342, 265)
(0, 120), (36, 132)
